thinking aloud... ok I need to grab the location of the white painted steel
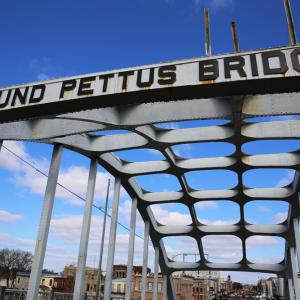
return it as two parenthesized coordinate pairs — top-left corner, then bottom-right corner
(125, 198), (137, 300)
(153, 247), (159, 300)
(73, 159), (98, 300)
(26, 145), (63, 300)
(103, 178), (121, 300)
(141, 221), (150, 300)
(95, 179), (110, 300)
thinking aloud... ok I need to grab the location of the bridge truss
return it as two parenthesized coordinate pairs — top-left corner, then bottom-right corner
(1, 90), (300, 299)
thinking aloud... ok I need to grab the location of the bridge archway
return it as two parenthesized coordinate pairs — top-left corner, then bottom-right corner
(1, 46), (300, 300)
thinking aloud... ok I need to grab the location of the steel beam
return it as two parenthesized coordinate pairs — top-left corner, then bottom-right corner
(289, 247), (300, 299)
(163, 275), (167, 300)
(141, 221), (150, 300)
(103, 177), (121, 300)
(73, 159), (98, 300)
(153, 247), (159, 300)
(26, 145), (63, 300)
(125, 198), (137, 300)
(293, 218), (300, 270)
(288, 278), (295, 300)
(167, 276), (176, 300)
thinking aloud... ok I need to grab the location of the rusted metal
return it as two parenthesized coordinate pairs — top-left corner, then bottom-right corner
(231, 21), (240, 53)
(204, 8), (211, 56)
(284, 0), (297, 45)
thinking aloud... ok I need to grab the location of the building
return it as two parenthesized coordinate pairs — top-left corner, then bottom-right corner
(258, 277), (284, 299)
(40, 273), (73, 293)
(129, 273), (193, 300)
(63, 265), (102, 295)
(111, 278), (127, 299)
(15, 272), (30, 290)
(112, 265), (127, 279)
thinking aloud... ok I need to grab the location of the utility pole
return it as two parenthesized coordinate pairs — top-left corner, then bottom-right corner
(95, 179), (111, 300)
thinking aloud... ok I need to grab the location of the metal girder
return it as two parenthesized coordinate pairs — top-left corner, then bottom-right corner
(10, 94), (293, 277)
(1, 82), (300, 296)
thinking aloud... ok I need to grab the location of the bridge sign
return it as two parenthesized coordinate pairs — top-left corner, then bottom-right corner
(0, 45), (300, 122)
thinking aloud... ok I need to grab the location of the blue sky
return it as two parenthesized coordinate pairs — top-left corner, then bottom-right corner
(1, 0), (300, 284)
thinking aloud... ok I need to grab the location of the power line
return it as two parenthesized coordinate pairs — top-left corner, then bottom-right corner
(1, 144), (143, 240)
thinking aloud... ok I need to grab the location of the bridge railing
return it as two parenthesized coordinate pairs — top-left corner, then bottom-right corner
(0, 289), (82, 300)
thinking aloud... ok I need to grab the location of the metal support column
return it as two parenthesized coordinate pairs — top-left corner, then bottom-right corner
(290, 247), (300, 299)
(141, 221), (150, 300)
(103, 177), (121, 300)
(95, 179), (110, 300)
(284, 0), (297, 45)
(163, 275), (167, 300)
(26, 144), (63, 300)
(152, 247), (159, 300)
(73, 159), (98, 300)
(125, 197), (137, 300)
(293, 218), (300, 269)
(168, 276), (176, 300)
(288, 278), (295, 300)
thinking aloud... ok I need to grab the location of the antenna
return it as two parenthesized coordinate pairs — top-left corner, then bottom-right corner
(231, 21), (240, 53)
(283, 0), (297, 45)
(204, 8), (212, 56)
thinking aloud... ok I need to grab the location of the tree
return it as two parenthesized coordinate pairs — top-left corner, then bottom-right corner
(232, 281), (243, 291)
(0, 248), (33, 288)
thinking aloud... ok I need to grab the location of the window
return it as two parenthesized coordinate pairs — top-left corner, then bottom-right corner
(148, 282), (153, 291)
(117, 284), (121, 293)
(86, 284), (90, 292)
(158, 283), (163, 292)
(49, 279), (53, 287)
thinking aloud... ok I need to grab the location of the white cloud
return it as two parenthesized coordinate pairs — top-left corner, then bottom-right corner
(202, 235), (242, 262)
(37, 73), (50, 81)
(0, 141), (28, 172)
(256, 206), (271, 213)
(273, 212), (288, 224)
(49, 214), (152, 270)
(147, 149), (164, 157)
(194, 0), (234, 9)
(0, 141), (114, 206)
(0, 232), (35, 250)
(195, 201), (218, 211)
(119, 200), (145, 230)
(247, 236), (278, 247)
(173, 143), (192, 157)
(0, 231), (78, 272)
(199, 218), (238, 225)
(151, 205), (192, 225)
(0, 210), (23, 223)
(276, 170), (295, 187)
(210, 0), (234, 9)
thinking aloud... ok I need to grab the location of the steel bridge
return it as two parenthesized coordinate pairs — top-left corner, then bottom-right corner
(1, 2), (300, 299)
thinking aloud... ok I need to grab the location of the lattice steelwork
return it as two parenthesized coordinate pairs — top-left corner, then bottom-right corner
(1, 93), (300, 298)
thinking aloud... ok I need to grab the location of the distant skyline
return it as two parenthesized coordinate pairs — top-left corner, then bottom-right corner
(1, 0), (300, 284)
